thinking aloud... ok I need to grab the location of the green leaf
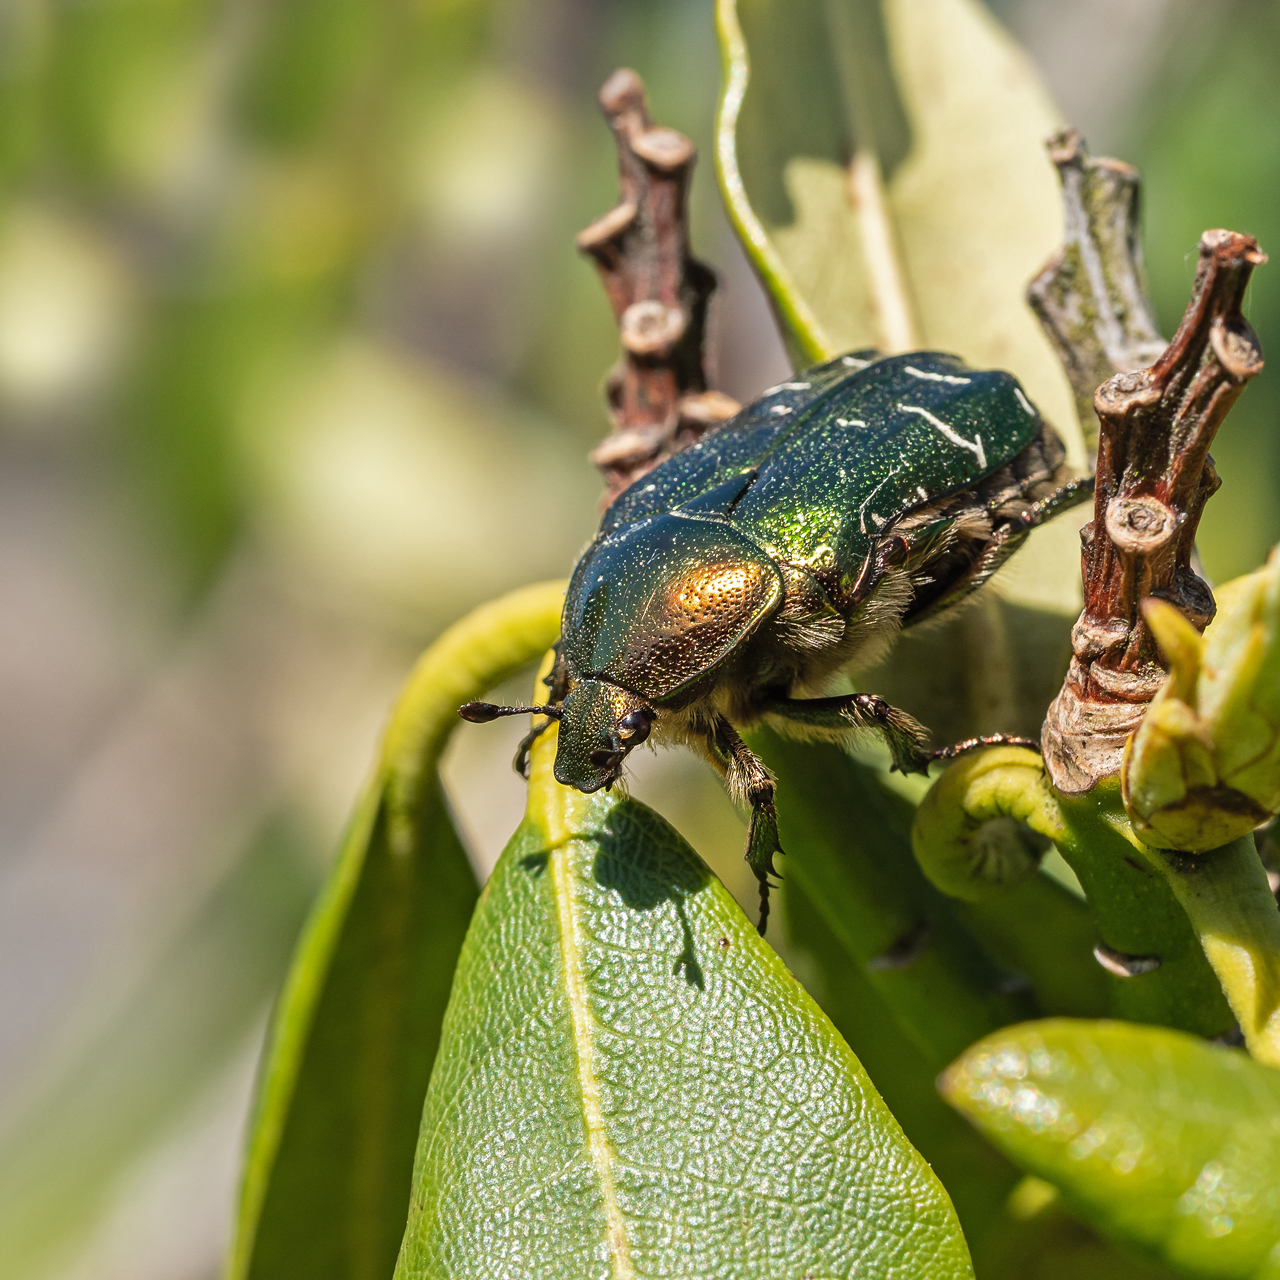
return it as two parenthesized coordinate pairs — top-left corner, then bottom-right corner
(397, 713), (974, 1279)
(753, 727), (1034, 1069)
(228, 581), (565, 1280)
(942, 1019), (1280, 1280)
(783, 875), (1024, 1273)
(714, 0), (1080, 459)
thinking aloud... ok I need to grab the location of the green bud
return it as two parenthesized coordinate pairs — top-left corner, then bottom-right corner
(1122, 545), (1280, 850)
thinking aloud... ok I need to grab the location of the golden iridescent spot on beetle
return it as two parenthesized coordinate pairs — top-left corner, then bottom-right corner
(662, 560), (771, 631)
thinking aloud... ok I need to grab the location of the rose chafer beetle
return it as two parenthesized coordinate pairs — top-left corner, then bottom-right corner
(462, 349), (1092, 931)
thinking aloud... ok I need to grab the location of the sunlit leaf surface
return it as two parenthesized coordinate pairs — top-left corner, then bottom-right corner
(396, 714), (974, 1280)
(715, 0), (1079, 461)
(943, 1019), (1280, 1280)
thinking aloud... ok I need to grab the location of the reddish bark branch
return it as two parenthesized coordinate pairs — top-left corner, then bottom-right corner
(577, 69), (740, 502)
(1043, 229), (1266, 792)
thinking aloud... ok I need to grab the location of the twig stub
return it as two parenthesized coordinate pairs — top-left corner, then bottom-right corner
(1043, 228), (1266, 793)
(578, 69), (740, 502)
(1027, 129), (1166, 459)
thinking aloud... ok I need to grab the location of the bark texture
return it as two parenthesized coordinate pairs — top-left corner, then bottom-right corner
(1043, 229), (1266, 793)
(577, 69), (740, 502)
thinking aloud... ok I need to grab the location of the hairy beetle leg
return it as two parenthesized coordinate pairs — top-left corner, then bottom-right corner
(764, 693), (931, 776)
(709, 718), (783, 934)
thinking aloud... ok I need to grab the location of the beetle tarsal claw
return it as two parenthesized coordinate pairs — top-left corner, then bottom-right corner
(745, 801), (785, 934)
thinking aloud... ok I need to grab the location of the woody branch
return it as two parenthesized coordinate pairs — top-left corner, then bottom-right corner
(576, 68), (740, 502)
(1042, 228), (1266, 793)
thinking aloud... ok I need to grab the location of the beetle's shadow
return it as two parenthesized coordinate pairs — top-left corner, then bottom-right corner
(592, 814), (711, 992)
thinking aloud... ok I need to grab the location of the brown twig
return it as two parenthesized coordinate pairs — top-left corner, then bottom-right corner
(577, 69), (740, 502)
(1042, 229), (1266, 793)
(1027, 130), (1167, 460)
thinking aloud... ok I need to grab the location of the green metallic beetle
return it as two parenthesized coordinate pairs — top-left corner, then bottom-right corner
(462, 349), (1091, 930)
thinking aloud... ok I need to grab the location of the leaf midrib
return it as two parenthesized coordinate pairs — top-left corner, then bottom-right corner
(541, 746), (636, 1280)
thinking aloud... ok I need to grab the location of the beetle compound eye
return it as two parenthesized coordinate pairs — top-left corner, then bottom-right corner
(617, 709), (652, 745)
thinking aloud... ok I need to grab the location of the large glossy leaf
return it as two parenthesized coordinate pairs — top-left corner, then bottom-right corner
(396, 710), (974, 1279)
(942, 1019), (1280, 1280)
(716, 0), (1088, 745)
(228, 582), (565, 1280)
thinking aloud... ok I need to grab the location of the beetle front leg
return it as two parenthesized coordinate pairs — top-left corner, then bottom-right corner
(510, 642), (569, 778)
(512, 719), (552, 778)
(764, 693), (931, 775)
(708, 717), (782, 936)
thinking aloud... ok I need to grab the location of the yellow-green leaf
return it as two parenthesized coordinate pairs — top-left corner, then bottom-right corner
(715, 0), (1082, 469)
(943, 1019), (1280, 1280)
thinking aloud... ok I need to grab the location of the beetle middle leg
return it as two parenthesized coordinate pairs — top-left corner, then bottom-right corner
(707, 716), (782, 936)
(764, 693), (931, 775)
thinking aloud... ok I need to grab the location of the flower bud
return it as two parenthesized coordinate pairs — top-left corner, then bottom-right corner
(1122, 544), (1280, 850)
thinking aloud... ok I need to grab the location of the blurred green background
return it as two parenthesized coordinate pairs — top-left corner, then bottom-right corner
(0, 0), (1275, 1276)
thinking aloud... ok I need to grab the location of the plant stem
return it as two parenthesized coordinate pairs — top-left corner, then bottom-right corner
(1141, 837), (1280, 1066)
(578, 69), (740, 500)
(1053, 784), (1234, 1038)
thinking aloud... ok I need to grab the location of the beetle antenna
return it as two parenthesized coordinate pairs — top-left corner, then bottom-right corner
(458, 701), (562, 723)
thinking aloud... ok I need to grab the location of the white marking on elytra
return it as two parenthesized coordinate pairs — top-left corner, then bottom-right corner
(904, 364), (970, 386)
(898, 403), (987, 468)
(916, 485), (928, 500)
(780, 381), (810, 390)
(1014, 387), (1037, 417)
(770, 404), (792, 416)
(859, 467), (901, 534)
(841, 355), (871, 369)
(642, 483), (656, 492)
(836, 417), (868, 428)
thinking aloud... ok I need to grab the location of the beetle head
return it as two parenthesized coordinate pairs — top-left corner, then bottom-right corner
(553, 678), (654, 793)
